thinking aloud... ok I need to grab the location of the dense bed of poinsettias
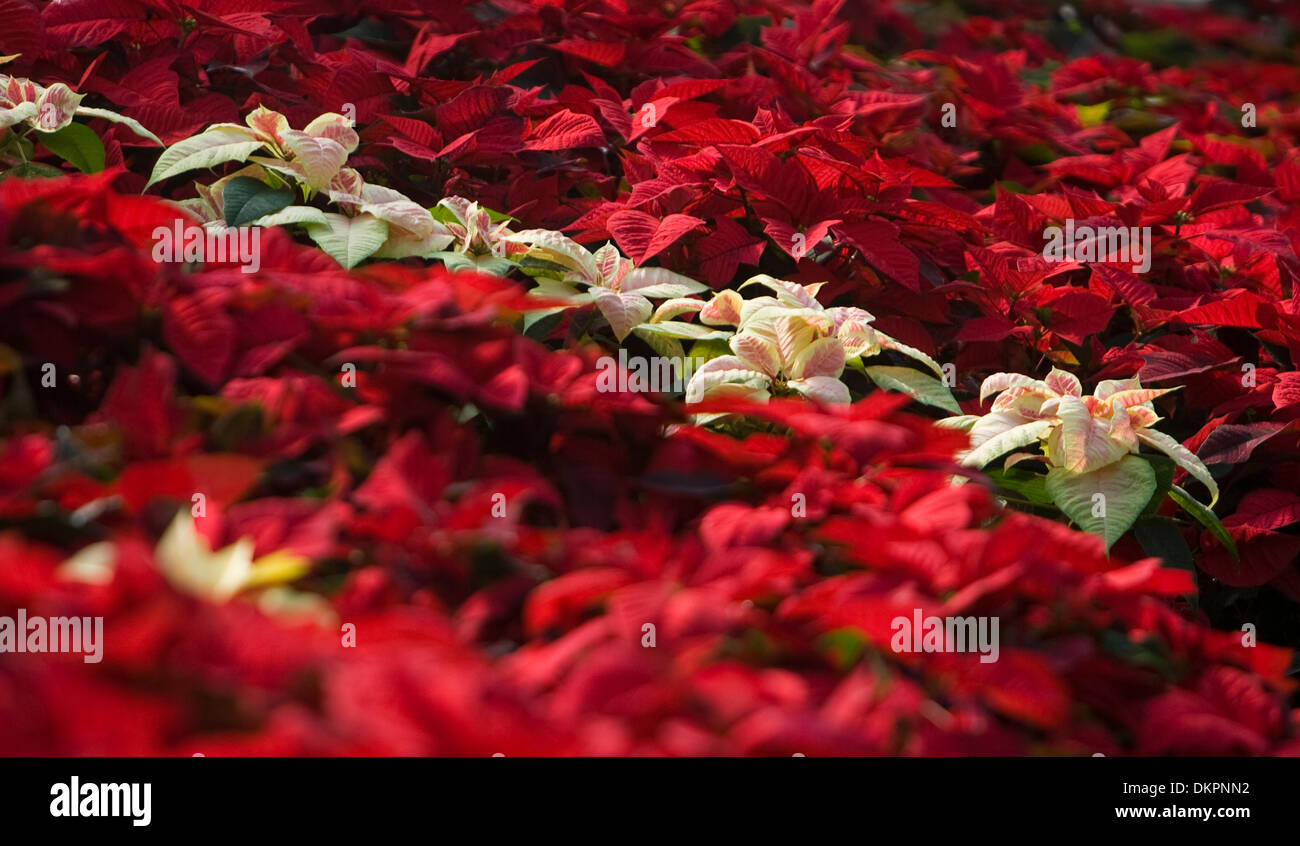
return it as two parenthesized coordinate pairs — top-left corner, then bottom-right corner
(2, 0), (1300, 755)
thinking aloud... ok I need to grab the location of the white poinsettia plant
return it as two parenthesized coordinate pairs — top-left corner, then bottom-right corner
(939, 368), (1226, 550)
(0, 73), (160, 141)
(427, 196), (529, 275)
(1, 68), (160, 172)
(505, 229), (709, 341)
(147, 105), (453, 267)
(659, 275), (955, 414)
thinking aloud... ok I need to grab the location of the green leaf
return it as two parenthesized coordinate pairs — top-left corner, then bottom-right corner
(1046, 455), (1157, 551)
(430, 205), (459, 224)
(874, 333), (945, 378)
(1133, 516), (1194, 571)
(73, 106), (162, 145)
(863, 365), (961, 413)
(303, 213), (389, 269)
(528, 279), (590, 304)
(521, 286), (586, 335)
(245, 205), (330, 228)
(0, 131), (35, 163)
(518, 256), (573, 279)
(1135, 428), (1219, 507)
(632, 327), (687, 364)
(222, 176), (293, 226)
(431, 203), (514, 224)
(817, 628), (866, 672)
(0, 161), (64, 182)
(1098, 629), (1175, 678)
(1139, 453), (1176, 516)
(985, 467), (1053, 507)
(36, 123), (105, 174)
(1120, 29), (1195, 65)
(1075, 101), (1111, 128)
(522, 308), (565, 339)
(146, 126), (265, 188)
(688, 337), (733, 365)
(633, 321), (732, 341)
(1168, 485), (1238, 561)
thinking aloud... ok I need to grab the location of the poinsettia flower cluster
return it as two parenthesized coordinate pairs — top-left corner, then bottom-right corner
(431, 197), (529, 274)
(944, 368), (1218, 505)
(682, 275), (943, 407)
(505, 228), (708, 340)
(0, 72), (159, 142)
(152, 105), (451, 266)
